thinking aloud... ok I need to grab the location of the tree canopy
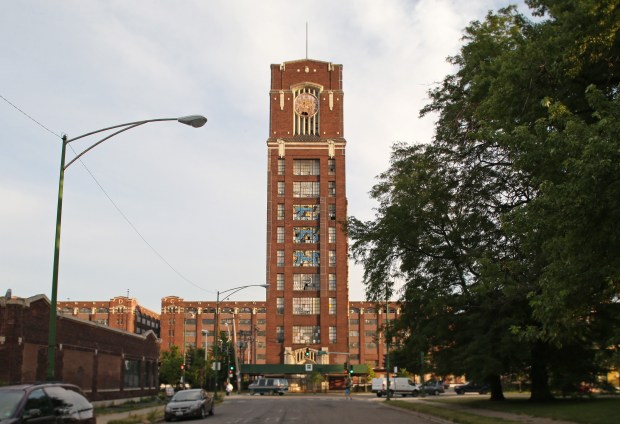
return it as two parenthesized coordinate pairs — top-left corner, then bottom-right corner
(348, 0), (620, 401)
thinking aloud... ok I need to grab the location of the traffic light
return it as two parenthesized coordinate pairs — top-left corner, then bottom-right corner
(349, 365), (353, 375)
(343, 362), (348, 372)
(229, 364), (234, 371)
(305, 347), (310, 357)
(180, 364), (185, 371)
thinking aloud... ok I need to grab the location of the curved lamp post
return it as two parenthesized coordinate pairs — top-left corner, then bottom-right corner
(47, 115), (207, 381)
(214, 284), (269, 398)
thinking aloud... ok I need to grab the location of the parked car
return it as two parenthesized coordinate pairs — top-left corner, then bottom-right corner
(454, 382), (489, 395)
(422, 380), (445, 395)
(0, 382), (95, 424)
(248, 378), (289, 395)
(164, 389), (214, 421)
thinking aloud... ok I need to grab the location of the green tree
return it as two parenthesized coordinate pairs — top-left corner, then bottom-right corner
(350, 0), (620, 401)
(159, 345), (184, 385)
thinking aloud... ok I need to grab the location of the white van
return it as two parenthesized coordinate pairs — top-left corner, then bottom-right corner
(371, 377), (421, 397)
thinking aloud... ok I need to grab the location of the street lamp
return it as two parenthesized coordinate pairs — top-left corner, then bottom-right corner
(201, 329), (209, 389)
(213, 284), (269, 399)
(47, 115), (207, 381)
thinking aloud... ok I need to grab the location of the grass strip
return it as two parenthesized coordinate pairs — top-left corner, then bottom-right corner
(387, 400), (523, 424)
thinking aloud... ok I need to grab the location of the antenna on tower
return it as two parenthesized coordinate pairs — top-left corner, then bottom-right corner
(306, 22), (308, 59)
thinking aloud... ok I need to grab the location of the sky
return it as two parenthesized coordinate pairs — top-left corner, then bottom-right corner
(0, 0), (527, 312)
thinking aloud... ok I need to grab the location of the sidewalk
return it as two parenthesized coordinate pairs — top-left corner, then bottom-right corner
(97, 405), (165, 424)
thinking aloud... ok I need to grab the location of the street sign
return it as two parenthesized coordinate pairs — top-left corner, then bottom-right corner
(305, 364), (313, 372)
(212, 362), (221, 371)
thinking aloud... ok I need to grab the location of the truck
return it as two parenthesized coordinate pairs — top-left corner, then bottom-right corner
(371, 377), (421, 397)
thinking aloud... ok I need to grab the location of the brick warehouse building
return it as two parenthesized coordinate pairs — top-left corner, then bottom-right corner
(159, 57), (400, 371)
(0, 294), (159, 400)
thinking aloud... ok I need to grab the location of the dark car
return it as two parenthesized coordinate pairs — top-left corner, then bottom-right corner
(0, 383), (95, 424)
(454, 382), (489, 395)
(422, 381), (445, 395)
(248, 378), (289, 396)
(164, 389), (214, 421)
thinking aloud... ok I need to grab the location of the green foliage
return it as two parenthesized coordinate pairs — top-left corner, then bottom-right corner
(349, 0), (620, 402)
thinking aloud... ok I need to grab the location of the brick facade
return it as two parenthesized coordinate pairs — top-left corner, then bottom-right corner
(0, 294), (160, 401)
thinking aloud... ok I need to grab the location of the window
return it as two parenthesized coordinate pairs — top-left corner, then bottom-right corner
(350, 319), (359, 325)
(277, 227), (284, 243)
(185, 319), (196, 326)
(328, 227), (336, 243)
(277, 250), (284, 267)
(276, 326), (284, 343)
(277, 298), (284, 314)
(185, 331), (196, 338)
(239, 319), (251, 325)
(293, 325), (320, 344)
(257, 319), (266, 325)
(293, 182), (320, 197)
(124, 359), (140, 388)
(277, 204), (285, 220)
(328, 203), (336, 220)
(328, 274), (336, 291)
(349, 330), (359, 337)
(329, 250), (336, 267)
(329, 298), (336, 314)
(293, 298), (320, 315)
(293, 204), (319, 220)
(365, 342), (377, 349)
(329, 326), (337, 344)
(328, 158), (335, 175)
(294, 274), (319, 291)
(277, 181), (285, 196)
(293, 159), (320, 175)
(328, 181), (336, 197)
(365, 330), (376, 338)
(364, 319), (377, 325)
(349, 342), (359, 348)
(277, 273), (284, 290)
(278, 158), (285, 175)
(293, 227), (318, 243)
(293, 250), (319, 267)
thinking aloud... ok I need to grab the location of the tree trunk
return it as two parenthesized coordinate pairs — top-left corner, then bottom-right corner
(489, 374), (505, 401)
(530, 344), (554, 402)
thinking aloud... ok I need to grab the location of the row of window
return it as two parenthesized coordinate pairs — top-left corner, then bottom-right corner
(276, 297), (337, 315)
(276, 250), (337, 267)
(275, 325), (334, 344)
(278, 204), (336, 221)
(276, 226), (336, 244)
(175, 318), (266, 326)
(275, 273), (337, 291)
(278, 159), (336, 176)
(277, 181), (336, 197)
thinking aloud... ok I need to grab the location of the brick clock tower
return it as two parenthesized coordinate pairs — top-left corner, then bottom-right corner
(265, 59), (349, 365)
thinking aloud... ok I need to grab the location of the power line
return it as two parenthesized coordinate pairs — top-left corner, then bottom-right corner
(1, 93), (210, 293)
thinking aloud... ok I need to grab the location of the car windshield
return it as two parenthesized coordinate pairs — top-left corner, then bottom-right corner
(172, 391), (201, 402)
(0, 390), (23, 421)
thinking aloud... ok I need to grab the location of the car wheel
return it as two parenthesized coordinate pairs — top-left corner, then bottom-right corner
(434, 390), (439, 396)
(208, 405), (214, 416)
(376, 392), (382, 397)
(389, 390), (394, 397)
(456, 390), (464, 395)
(259, 392), (264, 395)
(200, 406), (206, 419)
(411, 390), (419, 397)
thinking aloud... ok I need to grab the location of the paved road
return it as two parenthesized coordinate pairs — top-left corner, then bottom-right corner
(201, 394), (440, 423)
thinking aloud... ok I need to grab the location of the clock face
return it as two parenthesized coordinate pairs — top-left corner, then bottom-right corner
(294, 93), (319, 117)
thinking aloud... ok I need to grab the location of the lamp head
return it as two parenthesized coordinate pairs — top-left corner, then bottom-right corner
(177, 115), (208, 128)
